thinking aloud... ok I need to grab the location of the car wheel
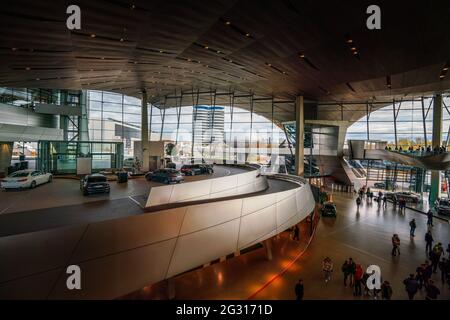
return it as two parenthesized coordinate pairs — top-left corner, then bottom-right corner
(30, 181), (36, 189)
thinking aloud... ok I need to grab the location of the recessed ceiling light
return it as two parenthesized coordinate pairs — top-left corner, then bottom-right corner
(159, 50), (164, 53)
(11, 47), (17, 51)
(90, 34), (96, 38)
(347, 39), (353, 43)
(443, 67), (448, 71)
(204, 46), (209, 49)
(299, 53), (305, 58)
(36, 78), (40, 81)
(245, 33), (251, 37)
(131, 4), (135, 9)
(225, 21), (231, 25)
(353, 51), (358, 55)
(25, 67), (30, 70)
(120, 38), (124, 42)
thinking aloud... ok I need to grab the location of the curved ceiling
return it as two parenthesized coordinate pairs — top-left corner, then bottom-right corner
(1, 0), (450, 108)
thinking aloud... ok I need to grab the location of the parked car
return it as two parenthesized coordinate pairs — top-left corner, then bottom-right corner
(145, 169), (184, 184)
(374, 182), (386, 189)
(374, 181), (398, 190)
(180, 164), (213, 176)
(394, 191), (421, 203)
(434, 198), (450, 216)
(80, 174), (110, 196)
(1, 170), (52, 190)
(320, 202), (337, 217)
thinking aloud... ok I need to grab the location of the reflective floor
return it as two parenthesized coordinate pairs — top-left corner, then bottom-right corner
(126, 190), (450, 300)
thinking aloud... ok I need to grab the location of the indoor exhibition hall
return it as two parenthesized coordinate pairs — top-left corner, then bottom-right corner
(0, 0), (450, 304)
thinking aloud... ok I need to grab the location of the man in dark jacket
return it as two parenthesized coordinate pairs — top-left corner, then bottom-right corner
(341, 260), (350, 287)
(424, 260), (433, 283)
(416, 264), (425, 289)
(403, 274), (419, 300)
(424, 280), (440, 300)
(425, 231), (434, 252)
(295, 279), (304, 300)
(347, 258), (356, 287)
(427, 210), (434, 227)
(438, 258), (448, 285)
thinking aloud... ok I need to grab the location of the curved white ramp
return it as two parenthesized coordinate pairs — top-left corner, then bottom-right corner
(0, 175), (315, 299)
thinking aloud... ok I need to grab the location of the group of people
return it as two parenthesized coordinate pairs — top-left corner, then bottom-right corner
(403, 252), (449, 300)
(341, 258), (393, 299)
(385, 144), (448, 155)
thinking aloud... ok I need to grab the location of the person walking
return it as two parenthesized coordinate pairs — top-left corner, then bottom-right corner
(356, 196), (361, 210)
(438, 258), (448, 285)
(424, 280), (440, 300)
(431, 243), (444, 273)
(380, 281), (393, 300)
(382, 195), (387, 209)
(403, 274), (419, 300)
(427, 210), (434, 227)
(409, 219), (417, 237)
(341, 260), (350, 287)
(391, 234), (400, 256)
(348, 258), (356, 287)
(294, 279), (304, 301)
(293, 225), (300, 241)
(353, 264), (363, 296)
(425, 231), (434, 252)
(424, 260), (433, 284)
(416, 264), (425, 290)
(322, 257), (333, 283)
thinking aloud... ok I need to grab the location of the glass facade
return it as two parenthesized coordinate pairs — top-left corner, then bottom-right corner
(87, 90), (292, 165)
(346, 97), (450, 148)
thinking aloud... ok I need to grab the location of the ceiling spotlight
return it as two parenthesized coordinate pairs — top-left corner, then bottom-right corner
(11, 47), (17, 51)
(159, 50), (164, 53)
(245, 33), (251, 37)
(347, 39), (353, 43)
(36, 78), (40, 81)
(120, 38), (124, 42)
(443, 67), (449, 71)
(204, 46), (209, 49)
(353, 51), (358, 55)
(25, 67), (30, 71)
(90, 34), (96, 38)
(131, 4), (135, 9)
(225, 21), (231, 25)
(299, 53), (305, 58)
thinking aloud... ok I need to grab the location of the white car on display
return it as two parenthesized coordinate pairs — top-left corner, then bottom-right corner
(0, 170), (53, 190)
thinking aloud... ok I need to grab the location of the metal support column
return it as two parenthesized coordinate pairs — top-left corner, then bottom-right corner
(430, 94), (443, 204)
(295, 96), (304, 176)
(141, 89), (149, 172)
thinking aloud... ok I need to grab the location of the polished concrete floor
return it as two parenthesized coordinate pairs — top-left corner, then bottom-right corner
(126, 191), (450, 300)
(0, 166), (244, 236)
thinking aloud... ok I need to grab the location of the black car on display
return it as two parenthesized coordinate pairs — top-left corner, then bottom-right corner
(80, 174), (110, 196)
(320, 202), (337, 217)
(145, 169), (184, 184)
(434, 198), (450, 216)
(180, 164), (214, 176)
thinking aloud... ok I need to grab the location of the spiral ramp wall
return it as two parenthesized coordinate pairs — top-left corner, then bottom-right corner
(0, 165), (316, 299)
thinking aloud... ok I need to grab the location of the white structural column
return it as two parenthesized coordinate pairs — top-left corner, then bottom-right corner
(295, 96), (305, 176)
(141, 89), (150, 172)
(430, 94), (443, 204)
